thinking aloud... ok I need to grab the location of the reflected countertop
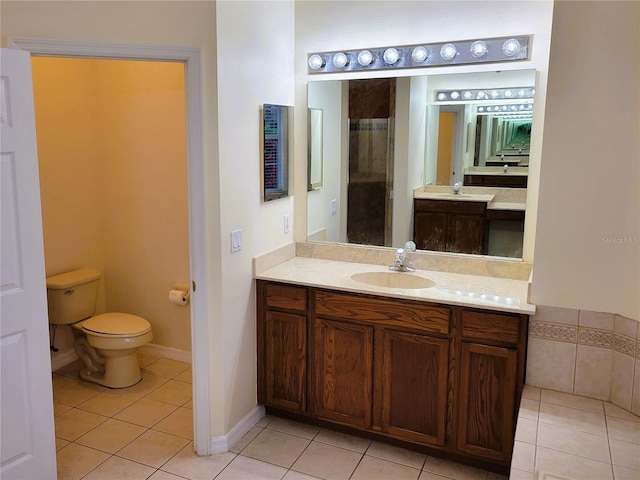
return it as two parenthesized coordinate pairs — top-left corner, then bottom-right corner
(255, 256), (535, 315)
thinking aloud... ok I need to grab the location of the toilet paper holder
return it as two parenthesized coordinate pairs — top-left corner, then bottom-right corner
(169, 284), (190, 306)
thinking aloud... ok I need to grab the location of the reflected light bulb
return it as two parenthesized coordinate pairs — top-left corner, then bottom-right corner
(502, 39), (521, 57)
(450, 91), (460, 100)
(470, 41), (488, 58)
(437, 93), (447, 101)
(440, 43), (457, 61)
(463, 91), (473, 99)
(411, 46), (428, 63)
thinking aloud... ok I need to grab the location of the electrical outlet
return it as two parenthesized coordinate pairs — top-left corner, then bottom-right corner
(283, 214), (290, 233)
(230, 229), (242, 253)
(330, 199), (337, 216)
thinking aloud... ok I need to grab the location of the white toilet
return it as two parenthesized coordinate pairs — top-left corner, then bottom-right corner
(47, 268), (153, 388)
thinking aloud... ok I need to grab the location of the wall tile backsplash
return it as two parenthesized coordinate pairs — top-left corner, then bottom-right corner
(526, 305), (640, 416)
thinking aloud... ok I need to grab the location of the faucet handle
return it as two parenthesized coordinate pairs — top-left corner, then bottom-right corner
(404, 241), (416, 252)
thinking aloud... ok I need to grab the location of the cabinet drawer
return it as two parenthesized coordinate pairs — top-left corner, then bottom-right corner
(414, 199), (486, 215)
(486, 209), (525, 222)
(316, 291), (449, 335)
(461, 310), (521, 346)
(266, 283), (307, 312)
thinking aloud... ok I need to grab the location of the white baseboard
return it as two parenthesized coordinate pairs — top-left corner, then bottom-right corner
(140, 343), (192, 363)
(50, 349), (78, 372)
(210, 405), (266, 454)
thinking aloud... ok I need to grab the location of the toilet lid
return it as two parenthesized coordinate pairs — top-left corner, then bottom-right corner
(82, 313), (151, 336)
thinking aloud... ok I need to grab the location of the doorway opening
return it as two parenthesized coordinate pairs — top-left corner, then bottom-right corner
(10, 37), (211, 456)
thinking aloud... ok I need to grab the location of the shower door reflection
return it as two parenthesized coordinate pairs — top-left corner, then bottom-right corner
(347, 118), (394, 246)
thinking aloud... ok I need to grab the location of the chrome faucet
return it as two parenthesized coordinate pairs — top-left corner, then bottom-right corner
(390, 241), (416, 272)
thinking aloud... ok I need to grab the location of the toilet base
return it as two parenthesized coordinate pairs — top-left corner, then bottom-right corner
(78, 350), (143, 389)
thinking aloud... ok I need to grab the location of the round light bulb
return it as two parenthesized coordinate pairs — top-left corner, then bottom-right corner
(440, 43), (458, 61)
(437, 92), (447, 101)
(411, 46), (428, 63)
(382, 48), (399, 65)
(470, 41), (488, 58)
(517, 89), (526, 97)
(476, 91), (487, 99)
(478, 107), (485, 112)
(463, 91), (473, 99)
(450, 91), (460, 100)
(504, 90), (513, 98)
(308, 54), (325, 70)
(357, 50), (373, 67)
(490, 90), (500, 98)
(332, 52), (349, 68)
(531, 88), (536, 96)
(502, 39), (521, 57)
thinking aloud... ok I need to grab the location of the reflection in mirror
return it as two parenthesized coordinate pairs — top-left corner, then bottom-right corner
(308, 108), (323, 191)
(263, 104), (291, 202)
(306, 69), (536, 258)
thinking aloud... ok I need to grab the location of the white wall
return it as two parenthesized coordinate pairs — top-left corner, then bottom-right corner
(293, 0), (554, 262)
(531, 1), (640, 321)
(214, 0), (295, 433)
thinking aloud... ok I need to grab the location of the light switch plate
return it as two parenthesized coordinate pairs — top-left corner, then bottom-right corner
(283, 214), (290, 233)
(230, 229), (242, 253)
(330, 199), (337, 216)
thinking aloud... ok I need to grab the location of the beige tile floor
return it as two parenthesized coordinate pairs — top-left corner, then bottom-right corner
(511, 385), (640, 480)
(53, 354), (640, 480)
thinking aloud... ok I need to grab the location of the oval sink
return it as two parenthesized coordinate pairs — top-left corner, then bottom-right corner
(350, 272), (435, 290)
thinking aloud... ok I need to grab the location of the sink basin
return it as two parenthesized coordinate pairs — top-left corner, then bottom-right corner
(350, 272), (435, 290)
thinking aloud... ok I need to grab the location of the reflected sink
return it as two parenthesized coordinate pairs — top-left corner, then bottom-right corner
(351, 272), (435, 290)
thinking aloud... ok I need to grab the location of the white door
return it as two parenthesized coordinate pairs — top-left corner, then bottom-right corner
(1, 48), (57, 479)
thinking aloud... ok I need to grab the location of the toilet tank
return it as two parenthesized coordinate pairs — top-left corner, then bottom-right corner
(46, 268), (102, 325)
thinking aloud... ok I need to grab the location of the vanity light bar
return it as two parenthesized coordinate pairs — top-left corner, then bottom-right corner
(476, 103), (534, 115)
(435, 87), (535, 102)
(307, 35), (531, 74)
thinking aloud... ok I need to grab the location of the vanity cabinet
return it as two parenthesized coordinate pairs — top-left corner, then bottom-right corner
(313, 290), (450, 444)
(456, 309), (527, 464)
(463, 174), (528, 188)
(413, 199), (487, 254)
(257, 282), (308, 414)
(257, 280), (528, 473)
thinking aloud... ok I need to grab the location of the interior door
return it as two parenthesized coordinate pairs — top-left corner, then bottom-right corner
(1, 48), (57, 479)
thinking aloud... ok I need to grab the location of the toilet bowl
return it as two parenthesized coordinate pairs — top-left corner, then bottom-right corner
(74, 313), (153, 388)
(47, 268), (153, 389)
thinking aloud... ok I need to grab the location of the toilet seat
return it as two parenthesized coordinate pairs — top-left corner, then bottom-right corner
(82, 312), (151, 338)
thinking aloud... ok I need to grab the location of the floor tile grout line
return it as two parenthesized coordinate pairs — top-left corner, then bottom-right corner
(54, 356), (195, 480)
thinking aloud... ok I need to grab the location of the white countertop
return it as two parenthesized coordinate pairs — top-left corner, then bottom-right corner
(415, 192), (495, 203)
(255, 256), (535, 315)
(487, 201), (526, 211)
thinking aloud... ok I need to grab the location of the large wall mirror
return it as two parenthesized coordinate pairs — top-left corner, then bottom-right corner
(306, 69), (537, 257)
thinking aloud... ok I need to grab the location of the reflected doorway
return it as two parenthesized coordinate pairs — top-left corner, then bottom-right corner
(347, 78), (395, 246)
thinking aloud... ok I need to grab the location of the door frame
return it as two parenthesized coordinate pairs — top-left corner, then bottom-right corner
(8, 37), (212, 455)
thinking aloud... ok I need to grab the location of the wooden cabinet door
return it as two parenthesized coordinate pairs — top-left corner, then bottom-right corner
(264, 310), (307, 413)
(414, 211), (447, 251)
(314, 318), (373, 429)
(457, 342), (517, 464)
(447, 214), (485, 254)
(381, 330), (449, 446)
